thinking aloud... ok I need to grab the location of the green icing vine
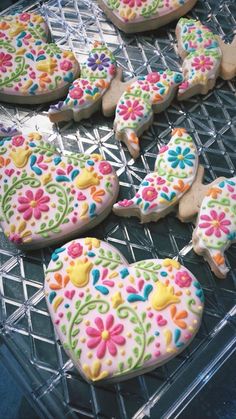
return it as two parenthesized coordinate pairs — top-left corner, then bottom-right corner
(134, 261), (161, 281)
(174, 136), (193, 144)
(116, 306), (147, 374)
(65, 152), (90, 168)
(31, 140), (58, 156)
(0, 56), (26, 88)
(208, 198), (230, 208)
(36, 183), (73, 237)
(1, 175), (41, 222)
(45, 260), (63, 273)
(187, 299), (201, 316)
(141, 0), (161, 18)
(65, 297), (110, 355)
(0, 40), (16, 53)
(94, 247), (122, 269)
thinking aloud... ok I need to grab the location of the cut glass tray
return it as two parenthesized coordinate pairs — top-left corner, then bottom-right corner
(0, 0), (236, 418)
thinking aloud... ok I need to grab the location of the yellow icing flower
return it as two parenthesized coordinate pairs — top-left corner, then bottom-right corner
(74, 168), (100, 189)
(10, 147), (32, 168)
(36, 57), (58, 75)
(82, 361), (109, 382)
(32, 14), (44, 24)
(120, 7), (136, 21)
(41, 173), (52, 185)
(111, 291), (124, 308)
(150, 282), (180, 311)
(9, 22), (26, 36)
(84, 238), (100, 250)
(5, 221), (32, 245)
(28, 132), (42, 141)
(66, 258), (93, 287)
(63, 50), (76, 61)
(163, 259), (180, 269)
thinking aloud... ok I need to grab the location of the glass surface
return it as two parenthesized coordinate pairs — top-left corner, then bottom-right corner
(0, 0), (236, 418)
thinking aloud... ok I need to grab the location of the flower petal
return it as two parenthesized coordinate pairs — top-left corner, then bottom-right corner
(107, 340), (117, 356)
(87, 337), (101, 349)
(97, 340), (106, 359)
(86, 327), (101, 337)
(111, 335), (126, 345)
(105, 314), (114, 330)
(95, 317), (104, 331)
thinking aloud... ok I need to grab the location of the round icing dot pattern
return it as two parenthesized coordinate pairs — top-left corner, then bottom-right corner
(45, 238), (204, 383)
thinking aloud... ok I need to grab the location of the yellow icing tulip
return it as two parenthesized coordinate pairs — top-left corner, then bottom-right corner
(10, 148), (32, 168)
(9, 22), (25, 36)
(36, 57), (57, 75)
(111, 291), (124, 308)
(83, 361), (109, 381)
(151, 282), (180, 311)
(66, 259), (93, 287)
(41, 173), (52, 185)
(75, 168), (100, 189)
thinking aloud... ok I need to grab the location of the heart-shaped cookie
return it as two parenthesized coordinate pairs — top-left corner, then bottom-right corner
(97, 0), (197, 33)
(0, 131), (119, 249)
(45, 238), (204, 383)
(0, 12), (79, 104)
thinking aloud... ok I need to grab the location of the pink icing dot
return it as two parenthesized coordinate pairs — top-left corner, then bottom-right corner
(79, 292), (84, 298)
(55, 320), (60, 325)
(155, 351), (161, 357)
(72, 216), (77, 223)
(58, 312), (63, 318)
(155, 342), (160, 348)
(148, 312), (153, 318)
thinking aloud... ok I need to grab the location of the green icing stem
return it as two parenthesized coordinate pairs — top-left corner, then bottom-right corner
(36, 183), (69, 236)
(208, 198), (230, 208)
(45, 260), (63, 273)
(116, 306), (146, 372)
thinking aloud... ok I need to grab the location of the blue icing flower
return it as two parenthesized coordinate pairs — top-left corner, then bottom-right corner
(168, 146), (195, 169)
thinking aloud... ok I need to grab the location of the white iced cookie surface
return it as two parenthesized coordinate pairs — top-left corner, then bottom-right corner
(113, 128), (198, 222)
(45, 238), (204, 383)
(193, 177), (236, 278)
(0, 130), (119, 249)
(0, 12), (79, 103)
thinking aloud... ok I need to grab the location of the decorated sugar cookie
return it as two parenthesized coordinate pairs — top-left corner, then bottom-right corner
(45, 238), (204, 383)
(48, 42), (117, 123)
(0, 129), (119, 249)
(112, 70), (184, 159)
(178, 169), (236, 279)
(176, 18), (236, 100)
(97, 0), (197, 34)
(113, 128), (198, 221)
(0, 12), (80, 104)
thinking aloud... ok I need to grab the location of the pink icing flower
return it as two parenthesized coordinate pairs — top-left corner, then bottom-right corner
(19, 12), (31, 21)
(12, 135), (24, 147)
(60, 60), (73, 71)
(146, 72), (160, 84)
(118, 99), (143, 121)
(117, 199), (134, 207)
(199, 210), (231, 237)
(192, 55), (214, 72)
(69, 86), (83, 100)
(175, 271), (192, 288)
(17, 189), (50, 220)
(122, 0), (146, 7)
(68, 242), (83, 258)
(99, 161), (112, 175)
(86, 314), (126, 359)
(0, 52), (12, 73)
(142, 186), (158, 202)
